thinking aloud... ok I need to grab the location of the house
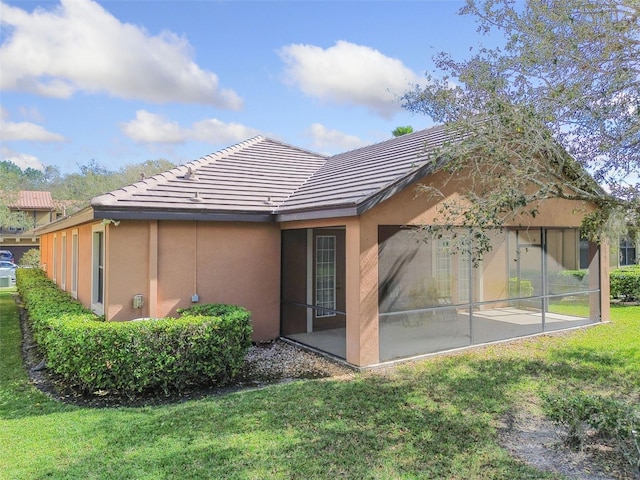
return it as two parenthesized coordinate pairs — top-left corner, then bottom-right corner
(0, 190), (65, 263)
(35, 126), (610, 367)
(611, 234), (639, 268)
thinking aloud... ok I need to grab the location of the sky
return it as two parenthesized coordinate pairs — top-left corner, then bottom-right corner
(0, 0), (500, 175)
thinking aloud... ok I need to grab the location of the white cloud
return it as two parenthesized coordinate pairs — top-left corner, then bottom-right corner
(121, 111), (187, 143)
(121, 110), (261, 145)
(279, 41), (422, 118)
(1, 145), (45, 171)
(305, 123), (367, 152)
(0, 0), (242, 109)
(191, 119), (261, 144)
(0, 107), (66, 141)
(0, 120), (66, 142)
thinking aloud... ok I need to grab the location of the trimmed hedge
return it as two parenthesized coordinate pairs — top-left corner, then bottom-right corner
(16, 269), (252, 394)
(508, 278), (534, 298)
(610, 265), (640, 301)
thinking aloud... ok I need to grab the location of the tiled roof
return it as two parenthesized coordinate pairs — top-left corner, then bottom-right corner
(91, 125), (456, 222)
(277, 125), (451, 220)
(12, 191), (54, 210)
(91, 136), (327, 220)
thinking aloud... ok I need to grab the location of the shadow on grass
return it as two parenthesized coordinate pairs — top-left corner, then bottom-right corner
(39, 359), (563, 479)
(5, 288), (637, 478)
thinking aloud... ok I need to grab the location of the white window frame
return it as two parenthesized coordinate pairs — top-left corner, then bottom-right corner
(315, 235), (336, 318)
(433, 235), (452, 299)
(60, 232), (67, 291)
(458, 248), (471, 303)
(71, 229), (78, 299)
(52, 234), (58, 284)
(91, 225), (105, 315)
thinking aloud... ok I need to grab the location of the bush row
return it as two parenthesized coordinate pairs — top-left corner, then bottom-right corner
(17, 269), (252, 395)
(610, 265), (640, 301)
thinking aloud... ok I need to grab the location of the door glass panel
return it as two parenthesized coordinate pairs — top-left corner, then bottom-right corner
(316, 235), (336, 317)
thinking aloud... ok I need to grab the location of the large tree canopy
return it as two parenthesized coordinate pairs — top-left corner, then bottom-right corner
(403, 0), (639, 256)
(0, 158), (176, 231)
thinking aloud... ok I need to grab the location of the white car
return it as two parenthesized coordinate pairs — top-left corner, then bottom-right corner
(0, 261), (17, 285)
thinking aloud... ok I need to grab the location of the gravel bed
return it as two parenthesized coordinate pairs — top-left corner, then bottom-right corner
(242, 340), (354, 382)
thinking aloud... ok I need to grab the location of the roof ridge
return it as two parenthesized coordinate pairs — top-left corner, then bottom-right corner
(270, 140), (327, 211)
(327, 124), (446, 159)
(260, 136), (329, 159)
(92, 136), (268, 206)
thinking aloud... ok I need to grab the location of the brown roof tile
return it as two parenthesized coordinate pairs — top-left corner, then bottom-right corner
(12, 191), (54, 210)
(90, 125), (458, 222)
(91, 136), (327, 220)
(276, 125), (452, 220)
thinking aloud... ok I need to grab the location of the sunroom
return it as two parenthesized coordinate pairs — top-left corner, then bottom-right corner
(280, 224), (602, 366)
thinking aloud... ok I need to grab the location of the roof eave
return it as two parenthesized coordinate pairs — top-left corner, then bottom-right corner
(34, 206), (96, 235)
(92, 207), (275, 223)
(276, 162), (436, 223)
(276, 206), (359, 223)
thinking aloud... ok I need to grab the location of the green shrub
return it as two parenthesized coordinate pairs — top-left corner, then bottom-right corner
(177, 303), (241, 317)
(610, 265), (640, 301)
(18, 248), (40, 268)
(547, 269), (589, 295)
(542, 390), (640, 475)
(508, 278), (534, 298)
(17, 269), (252, 394)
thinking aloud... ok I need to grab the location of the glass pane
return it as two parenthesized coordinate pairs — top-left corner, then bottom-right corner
(546, 292), (599, 331)
(316, 235), (336, 317)
(379, 306), (471, 362)
(546, 229), (589, 295)
(509, 229), (543, 298)
(471, 299), (543, 344)
(281, 229), (346, 360)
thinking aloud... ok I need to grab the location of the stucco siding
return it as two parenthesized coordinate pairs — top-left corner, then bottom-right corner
(105, 221), (151, 321)
(105, 220), (281, 341)
(39, 221), (97, 306)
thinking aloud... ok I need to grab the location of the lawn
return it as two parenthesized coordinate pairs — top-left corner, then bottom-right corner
(1, 288), (638, 479)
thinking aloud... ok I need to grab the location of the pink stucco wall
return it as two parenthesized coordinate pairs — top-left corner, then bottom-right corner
(107, 220), (281, 342)
(40, 219), (281, 342)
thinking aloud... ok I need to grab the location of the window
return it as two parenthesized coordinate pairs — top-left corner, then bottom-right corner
(52, 235), (58, 284)
(620, 236), (637, 266)
(458, 248), (472, 303)
(434, 236), (452, 298)
(315, 235), (336, 317)
(71, 230), (78, 298)
(92, 226), (105, 315)
(61, 233), (67, 290)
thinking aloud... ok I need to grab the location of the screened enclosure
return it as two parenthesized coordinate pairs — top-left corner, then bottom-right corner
(281, 228), (347, 359)
(378, 226), (600, 362)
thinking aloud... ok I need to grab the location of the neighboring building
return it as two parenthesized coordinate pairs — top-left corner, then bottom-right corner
(0, 190), (65, 262)
(35, 127), (610, 367)
(613, 234), (639, 267)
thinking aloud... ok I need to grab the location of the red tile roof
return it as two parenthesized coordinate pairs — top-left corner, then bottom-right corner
(12, 191), (55, 210)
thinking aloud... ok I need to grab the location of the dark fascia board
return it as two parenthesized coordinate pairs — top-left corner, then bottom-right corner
(34, 206), (96, 235)
(93, 208), (275, 223)
(275, 206), (359, 223)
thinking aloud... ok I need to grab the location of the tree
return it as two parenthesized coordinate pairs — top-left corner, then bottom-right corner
(19, 248), (40, 268)
(392, 126), (414, 137)
(0, 158), (177, 214)
(402, 0), (639, 258)
(0, 191), (35, 232)
(52, 158), (177, 203)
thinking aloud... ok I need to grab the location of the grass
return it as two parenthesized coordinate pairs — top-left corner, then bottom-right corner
(1, 288), (639, 480)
